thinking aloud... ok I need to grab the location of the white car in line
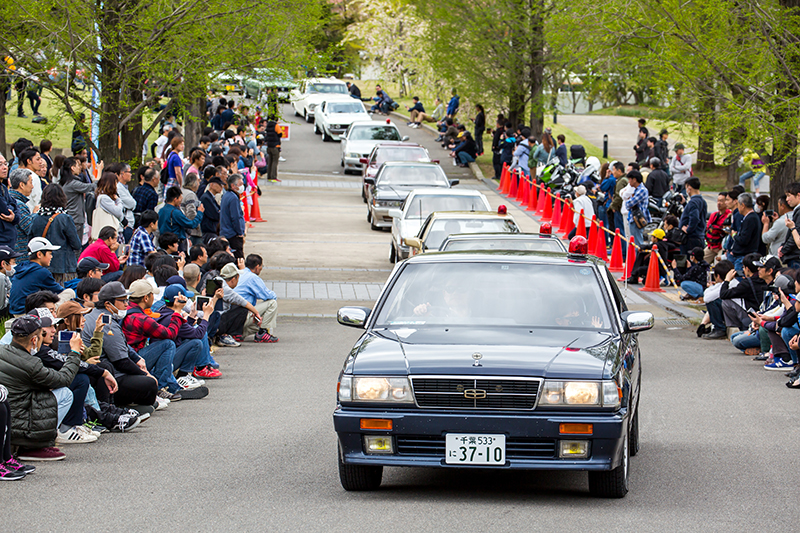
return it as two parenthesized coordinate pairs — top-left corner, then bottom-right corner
(290, 77), (349, 123)
(388, 188), (491, 262)
(313, 97), (369, 142)
(340, 120), (408, 174)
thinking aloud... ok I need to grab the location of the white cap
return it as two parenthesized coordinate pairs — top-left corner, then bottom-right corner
(28, 237), (60, 253)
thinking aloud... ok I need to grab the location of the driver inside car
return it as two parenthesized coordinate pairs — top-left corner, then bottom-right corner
(413, 281), (471, 318)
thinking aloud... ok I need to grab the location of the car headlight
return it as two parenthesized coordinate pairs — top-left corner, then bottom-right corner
(348, 152), (360, 158)
(373, 199), (402, 208)
(308, 103), (317, 111)
(338, 375), (414, 403)
(539, 380), (621, 408)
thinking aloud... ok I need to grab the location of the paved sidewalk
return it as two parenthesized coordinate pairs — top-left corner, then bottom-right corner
(268, 280), (383, 301)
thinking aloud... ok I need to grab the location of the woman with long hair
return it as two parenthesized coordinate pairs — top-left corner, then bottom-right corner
(119, 264), (146, 289)
(91, 172), (123, 241)
(532, 131), (556, 165)
(29, 184), (82, 283)
(59, 156), (97, 241)
(473, 104), (486, 156)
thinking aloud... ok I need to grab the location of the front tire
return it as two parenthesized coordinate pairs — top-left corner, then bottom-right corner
(389, 244), (397, 263)
(629, 410), (640, 457)
(305, 110), (313, 123)
(323, 129), (333, 142)
(314, 122), (321, 135)
(588, 435), (629, 498)
(338, 445), (382, 491)
(294, 105), (301, 117)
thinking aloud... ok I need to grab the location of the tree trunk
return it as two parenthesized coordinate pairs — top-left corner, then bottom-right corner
(528, 3), (544, 138)
(0, 76), (7, 157)
(184, 97), (205, 150)
(696, 91), (715, 170)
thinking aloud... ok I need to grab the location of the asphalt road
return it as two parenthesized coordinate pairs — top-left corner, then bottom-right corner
(1, 104), (796, 531)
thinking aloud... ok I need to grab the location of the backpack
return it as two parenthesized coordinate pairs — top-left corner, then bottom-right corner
(84, 193), (96, 223)
(160, 164), (169, 185)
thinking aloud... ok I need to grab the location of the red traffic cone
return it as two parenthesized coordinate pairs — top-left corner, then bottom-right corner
(561, 201), (575, 236)
(498, 164), (506, 191)
(595, 222), (609, 262)
(576, 210), (587, 238)
(509, 170), (518, 199)
(526, 180), (537, 211)
(618, 239), (637, 281)
(551, 193), (562, 227)
(608, 230), (624, 273)
(535, 185), (546, 215)
(500, 164), (510, 195)
(250, 189), (266, 223)
(587, 215), (598, 255)
(241, 194), (254, 229)
(640, 246), (665, 292)
(541, 188), (553, 221)
(517, 171), (528, 204)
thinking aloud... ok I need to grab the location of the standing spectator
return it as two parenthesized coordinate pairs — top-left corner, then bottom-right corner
(624, 170), (650, 247)
(498, 123), (516, 168)
(633, 128), (648, 163)
(569, 185), (595, 238)
(704, 192), (731, 264)
(266, 119), (282, 183)
(164, 136), (185, 194)
(220, 174), (246, 260)
(555, 134), (568, 167)
(777, 182), (800, 268)
(29, 184), (81, 284)
(90, 173), (123, 241)
(739, 150), (767, 194)
(729, 193), (761, 272)
(200, 177), (224, 242)
(654, 129), (669, 164)
(79, 226), (127, 282)
(158, 187), (204, 253)
(16, 149), (43, 211)
(132, 167), (159, 214)
(762, 195), (790, 256)
(59, 157), (96, 241)
(181, 173), (203, 246)
(405, 97), (425, 126)
(669, 143), (692, 193)
(8, 238), (63, 316)
(490, 115), (505, 180)
(109, 163), (136, 243)
(509, 129), (532, 176)
(153, 124), (173, 160)
(608, 162), (628, 241)
(446, 88), (460, 118)
(0, 246), (21, 316)
(185, 150), (205, 178)
(39, 140), (53, 178)
(0, 153), (19, 250)
(532, 130), (555, 166)
(234, 254), (279, 342)
(645, 158), (670, 204)
(678, 177), (707, 254)
(9, 169), (35, 260)
(472, 104), (486, 155)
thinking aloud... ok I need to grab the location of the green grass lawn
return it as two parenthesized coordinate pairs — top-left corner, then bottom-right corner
(4, 92), (81, 154)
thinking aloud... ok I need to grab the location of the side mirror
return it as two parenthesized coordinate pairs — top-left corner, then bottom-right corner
(620, 311), (654, 333)
(359, 158), (368, 164)
(405, 237), (423, 250)
(401, 136), (410, 141)
(337, 306), (372, 328)
(388, 208), (403, 218)
(364, 177), (375, 185)
(448, 179), (460, 187)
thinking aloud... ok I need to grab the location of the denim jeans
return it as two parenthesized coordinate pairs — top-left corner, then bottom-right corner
(681, 280), (704, 298)
(739, 170), (765, 189)
(173, 339), (203, 374)
(457, 152), (475, 165)
(138, 339), (178, 393)
(781, 324), (800, 364)
(52, 387), (74, 428)
(629, 223), (645, 248)
(194, 336), (218, 369)
(64, 373), (90, 427)
(706, 298), (726, 330)
(731, 330), (760, 352)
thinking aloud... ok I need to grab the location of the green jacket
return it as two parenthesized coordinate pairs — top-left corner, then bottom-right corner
(610, 177), (629, 212)
(0, 341), (80, 448)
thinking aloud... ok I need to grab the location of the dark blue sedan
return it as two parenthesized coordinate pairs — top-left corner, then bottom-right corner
(333, 242), (654, 498)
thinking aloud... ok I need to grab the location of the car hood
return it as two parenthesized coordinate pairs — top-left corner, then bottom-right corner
(345, 140), (397, 154)
(376, 184), (447, 200)
(350, 328), (616, 380)
(325, 113), (369, 124)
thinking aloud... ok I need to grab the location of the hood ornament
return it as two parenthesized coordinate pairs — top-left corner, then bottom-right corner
(472, 352), (483, 367)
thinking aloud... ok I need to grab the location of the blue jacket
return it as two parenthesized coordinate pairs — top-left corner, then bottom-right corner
(219, 190), (245, 238)
(30, 212), (82, 275)
(200, 190), (220, 235)
(9, 261), (64, 315)
(447, 95), (460, 116)
(158, 203), (203, 240)
(0, 184), (19, 248)
(679, 194), (708, 242)
(555, 144), (568, 166)
(600, 176), (617, 209)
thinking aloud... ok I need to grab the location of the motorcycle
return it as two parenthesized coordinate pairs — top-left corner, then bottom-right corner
(644, 189), (685, 234)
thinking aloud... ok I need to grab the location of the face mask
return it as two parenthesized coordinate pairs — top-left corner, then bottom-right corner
(237, 185), (245, 194)
(5, 266), (14, 277)
(110, 305), (126, 319)
(754, 205), (762, 213)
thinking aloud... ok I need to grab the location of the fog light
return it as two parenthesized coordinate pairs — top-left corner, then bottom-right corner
(364, 436), (394, 454)
(559, 440), (590, 458)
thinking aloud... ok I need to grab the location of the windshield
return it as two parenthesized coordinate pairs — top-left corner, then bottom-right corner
(375, 262), (611, 329)
(375, 148), (428, 164)
(349, 126), (401, 141)
(424, 218), (518, 250)
(377, 166), (447, 187)
(442, 238), (566, 252)
(328, 102), (365, 114)
(404, 195), (487, 219)
(310, 83), (348, 94)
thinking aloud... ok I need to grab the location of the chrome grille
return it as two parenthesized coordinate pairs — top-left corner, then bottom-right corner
(411, 376), (541, 410)
(395, 435), (556, 458)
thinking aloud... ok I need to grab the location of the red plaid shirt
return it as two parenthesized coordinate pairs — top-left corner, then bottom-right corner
(122, 304), (183, 352)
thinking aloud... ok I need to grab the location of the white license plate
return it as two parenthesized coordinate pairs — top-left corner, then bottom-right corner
(445, 434), (506, 465)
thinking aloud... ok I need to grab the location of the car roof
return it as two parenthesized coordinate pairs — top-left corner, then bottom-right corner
(378, 161), (440, 168)
(441, 233), (569, 251)
(406, 188), (485, 197)
(306, 77), (346, 84)
(350, 120), (396, 128)
(403, 249), (604, 266)
(428, 211), (516, 220)
(374, 142), (424, 149)
(322, 95), (363, 103)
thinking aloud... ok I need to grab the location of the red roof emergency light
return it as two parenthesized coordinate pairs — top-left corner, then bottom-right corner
(539, 222), (552, 236)
(568, 236), (588, 261)
(386, 119), (391, 124)
(497, 205), (507, 215)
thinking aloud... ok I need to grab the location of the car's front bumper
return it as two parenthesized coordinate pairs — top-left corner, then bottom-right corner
(344, 156), (366, 170)
(334, 407), (626, 471)
(370, 206), (398, 228)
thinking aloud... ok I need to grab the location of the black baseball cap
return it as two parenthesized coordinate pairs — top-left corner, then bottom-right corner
(77, 257), (110, 274)
(0, 246), (22, 263)
(10, 315), (42, 336)
(754, 256), (782, 271)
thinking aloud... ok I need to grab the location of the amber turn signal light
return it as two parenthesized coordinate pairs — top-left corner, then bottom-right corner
(559, 423), (593, 435)
(360, 419), (393, 430)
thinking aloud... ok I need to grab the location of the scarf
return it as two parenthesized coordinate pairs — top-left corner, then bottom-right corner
(38, 206), (65, 219)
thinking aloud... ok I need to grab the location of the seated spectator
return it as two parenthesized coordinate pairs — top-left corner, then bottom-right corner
(729, 193), (760, 273)
(188, 245), (208, 271)
(127, 209), (158, 267)
(200, 176), (224, 242)
(0, 315), (81, 462)
(157, 232), (181, 255)
(64, 257), (109, 291)
(119, 265), (146, 289)
(158, 186), (204, 253)
(675, 247), (710, 300)
(214, 263), (265, 347)
(451, 131), (478, 167)
(79, 226), (127, 282)
(626, 228), (670, 284)
(710, 254), (767, 338)
(82, 282), (159, 411)
(8, 238), (65, 316)
(405, 97), (425, 126)
(235, 254), (279, 343)
(0, 382), (35, 480)
(181, 173), (203, 246)
(183, 263), (201, 293)
(30, 184), (82, 285)
(727, 256), (781, 358)
(75, 277), (104, 307)
(754, 271), (795, 366)
(0, 246), (22, 316)
(700, 260), (736, 339)
(411, 97), (444, 127)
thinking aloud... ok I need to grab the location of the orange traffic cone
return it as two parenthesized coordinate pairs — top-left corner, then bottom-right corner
(576, 210), (587, 238)
(561, 201), (575, 236)
(535, 185), (546, 215)
(500, 165), (510, 195)
(250, 189), (266, 223)
(516, 171), (526, 203)
(608, 230), (624, 273)
(640, 246), (665, 292)
(526, 180), (538, 211)
(595, 222), (609, 262)
(498, 164), (507, 191)
(541, 188), (553, 221)
(618, 239), (637, 281)
(522, 176), (532, 208)
(551, 193), (562, 227)
(587, 215), (598, 255)
(509, 170), (518, 199)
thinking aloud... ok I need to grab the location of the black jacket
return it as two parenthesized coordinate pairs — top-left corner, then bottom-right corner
(474, 111), (485, 133)
(491, 128), (503, 154)
(720, 275), (768, 311)
(732, 211), (761, 256)
(266, 121), (282, 148)
(200, 190), (221, 235)
(646, 169), (670, 198)
(780, 205), (800, 261)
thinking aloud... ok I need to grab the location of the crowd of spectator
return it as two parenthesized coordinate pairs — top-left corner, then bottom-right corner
(0, 99), (281, 480)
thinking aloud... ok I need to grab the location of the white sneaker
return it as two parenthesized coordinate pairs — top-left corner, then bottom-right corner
(278, 156), (286, 162)
(177, 375), (203, 390)
(154, 397), (169, 411)
(56, 426), (98, 444)
(76, 424), (101, 439)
